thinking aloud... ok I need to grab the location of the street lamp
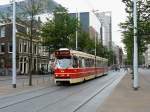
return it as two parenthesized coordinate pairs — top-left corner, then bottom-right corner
(12, 0), (16, 88)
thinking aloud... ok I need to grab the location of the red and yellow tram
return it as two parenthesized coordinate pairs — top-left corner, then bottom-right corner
(53, 48), (108, 85)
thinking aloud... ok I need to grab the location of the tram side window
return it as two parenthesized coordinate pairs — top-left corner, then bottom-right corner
(97, 60), (99, 67)
(104, 60), (108, 67)
(81, 58), (85, 67)
(101, 60), (103, 67)
(73, 56), (78, 68)
(92, 59), (94, 67)
(100, 60), (102, 67)
(96, 59), (101, 67)
(85, 58), (88, 67)
(89, 59), (92, 67)
(103, 61), (105, 67)
(98, 60), (101, 67)
(85, 58), (90, 67)
(79, 57), (82, 68)
(102, 60), (104, 67)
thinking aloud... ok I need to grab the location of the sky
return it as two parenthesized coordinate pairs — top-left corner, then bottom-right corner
(0, 0), (127, 48)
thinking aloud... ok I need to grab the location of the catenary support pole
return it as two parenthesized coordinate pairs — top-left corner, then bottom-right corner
(12, 0), (16, 88)
(133, 0), (139, 90)
(75, 10), (79, 50)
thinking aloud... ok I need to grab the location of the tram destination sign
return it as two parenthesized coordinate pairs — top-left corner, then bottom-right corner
(55, 50), (71, 57)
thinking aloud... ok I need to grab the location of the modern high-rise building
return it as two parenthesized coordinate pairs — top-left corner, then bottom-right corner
(94, 12), (112, 50)
(70, 12), (101, 42)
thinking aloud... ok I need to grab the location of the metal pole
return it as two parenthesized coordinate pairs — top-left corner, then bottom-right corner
(95, 33), (96, 56)
(76, 10), (79, 50)
(133, 0), (139, 90)
(109, 12), (112, 50)
(12, 0), (16, 88)
(100, 26), (103, 45)
(95, 32), (97, 67)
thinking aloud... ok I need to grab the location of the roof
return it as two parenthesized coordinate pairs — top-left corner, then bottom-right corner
(71, 50), (108, 62)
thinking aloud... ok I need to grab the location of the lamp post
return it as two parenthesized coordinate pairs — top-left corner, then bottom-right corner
(12, 0), (16, 88)
(133, 0), (139, 90)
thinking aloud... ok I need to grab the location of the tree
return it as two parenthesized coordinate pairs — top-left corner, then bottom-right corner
(17, 0), (46, 86)
(41, 5), (78, 50)
(120, 0), (150, 64)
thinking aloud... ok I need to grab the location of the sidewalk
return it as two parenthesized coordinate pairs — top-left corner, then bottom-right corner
(0, 75), (53, 97)
(0, 74), (50, 81)
(97, 70), (150, 112)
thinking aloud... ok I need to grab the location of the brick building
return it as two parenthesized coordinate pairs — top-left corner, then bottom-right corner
(0, 22), (49, 75)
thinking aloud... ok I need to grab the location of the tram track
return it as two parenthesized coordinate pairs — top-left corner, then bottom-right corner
(0, 84), (55, 100)
(35, 72), (123, 112)
(0, 71), (125, 112)
(0, 86), (66, 109)
(0, 75), (52, 100)
(0, 72), (112, 110)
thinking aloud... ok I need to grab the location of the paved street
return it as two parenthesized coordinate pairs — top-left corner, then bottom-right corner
(0, 70), (126, 112)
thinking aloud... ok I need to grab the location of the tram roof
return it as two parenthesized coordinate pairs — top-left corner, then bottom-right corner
(56, 48), (108, 62)
(70, 50), (108, 62)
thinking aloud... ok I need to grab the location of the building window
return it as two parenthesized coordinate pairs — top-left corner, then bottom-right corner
(0, 26), (5, 37)
(19, 43), (22, 53)
(23, 42), (27, 53)
(26, 27), (29, 34)
(8, 43), (12, 53)
(19, 40), (22, 53)
(34, 44), (37, 54)
(0, 43), (5, 53)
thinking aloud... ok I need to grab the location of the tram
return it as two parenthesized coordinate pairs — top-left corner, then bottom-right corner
(53, 48), (108, 85)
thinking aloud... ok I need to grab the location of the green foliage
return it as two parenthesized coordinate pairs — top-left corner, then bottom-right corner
(41, 5), (78, 50)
